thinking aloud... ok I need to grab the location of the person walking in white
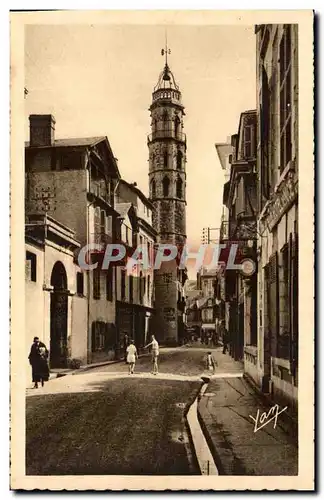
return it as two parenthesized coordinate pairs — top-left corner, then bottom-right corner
(144, 335), (159, 375)
(126, 340), (138, 375)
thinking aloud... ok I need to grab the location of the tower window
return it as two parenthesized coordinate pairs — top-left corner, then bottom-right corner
(163, 176), (170, 197)
(151, 179), (156, 198)
(164, 151), (168, 168)
(177, 150), (183, 170)
(176, 177), (183, 198)
(175, 116), (181, 137)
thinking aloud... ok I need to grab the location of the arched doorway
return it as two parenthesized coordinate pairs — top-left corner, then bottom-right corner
(50, 261), (68, 368)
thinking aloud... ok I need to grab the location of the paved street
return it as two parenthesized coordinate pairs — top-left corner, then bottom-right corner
(87, 344), (243, 378)
(26, 346), (297, 476)
(26, 346), (236, 476)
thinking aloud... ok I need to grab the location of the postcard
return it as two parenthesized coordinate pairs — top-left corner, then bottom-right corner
(10, 9), (314, 491)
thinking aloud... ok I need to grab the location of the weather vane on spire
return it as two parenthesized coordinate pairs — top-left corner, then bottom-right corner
(161, 30), (171, 66)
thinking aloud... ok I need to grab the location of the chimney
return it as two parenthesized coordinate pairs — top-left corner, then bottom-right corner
(29, 114), (56, 147)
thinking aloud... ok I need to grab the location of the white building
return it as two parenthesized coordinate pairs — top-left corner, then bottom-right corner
(25, 214), (87, 380)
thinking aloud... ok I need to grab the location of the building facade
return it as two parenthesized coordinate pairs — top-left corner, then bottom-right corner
(147, 55), (187, 344)
(184, 279), (202, 339)
(196, 267), (218, 344)
(254, 24), (299, 410)
(114, 180), (156, 351)
(25, 114), (121, 364)
(219, 110), (258, 361)
(25, 215), (87, 377)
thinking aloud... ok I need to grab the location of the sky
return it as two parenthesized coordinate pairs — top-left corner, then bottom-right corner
(25, 24), (256, 276)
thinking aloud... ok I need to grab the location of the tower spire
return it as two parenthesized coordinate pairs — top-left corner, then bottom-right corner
(161, 30), (171, 67)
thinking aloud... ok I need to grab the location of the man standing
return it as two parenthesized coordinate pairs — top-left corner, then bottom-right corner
(222, 322), (229, 354)
(144, 335), (159, 375)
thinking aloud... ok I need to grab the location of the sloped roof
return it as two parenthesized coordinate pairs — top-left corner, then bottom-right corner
(115, 202), (133, 219)
(25, 136), (105, 148)
(118, 179), (154, 210)
(215, 143), (232, 170)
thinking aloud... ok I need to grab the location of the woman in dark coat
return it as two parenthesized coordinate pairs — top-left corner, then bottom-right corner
(28, 337), (50, 388)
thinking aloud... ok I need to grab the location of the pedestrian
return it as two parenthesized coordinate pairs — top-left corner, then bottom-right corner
(123, 333), (129, 363)
(206, 351), (217, 374)
(222, 323), (229, 354)
(144, 335), (159, 375)
(28, 337), (49, 388)
(126, 340), (138, 375)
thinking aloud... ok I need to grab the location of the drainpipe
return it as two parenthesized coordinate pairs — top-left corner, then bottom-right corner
(86, 148), (95, 365)
(113, 179), (121, 358)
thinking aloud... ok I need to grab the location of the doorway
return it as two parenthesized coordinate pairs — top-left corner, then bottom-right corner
(50, 261), (68, 368)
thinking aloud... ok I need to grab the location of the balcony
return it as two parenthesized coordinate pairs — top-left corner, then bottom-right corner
(220, 220), (229, 242)
(147, 130), (186, 144)
(235, 215), (257, 241)
(89, 181), (113, 206)
(152, 88), (182, 104)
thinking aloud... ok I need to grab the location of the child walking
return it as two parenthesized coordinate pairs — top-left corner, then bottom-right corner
(126, 340), (138, 375)
(206, 351), (217, 374)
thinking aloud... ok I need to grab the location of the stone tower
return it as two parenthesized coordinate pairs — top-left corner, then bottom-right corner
(148, 50), (187, 344)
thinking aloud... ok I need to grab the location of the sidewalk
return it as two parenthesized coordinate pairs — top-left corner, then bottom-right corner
(198, 355), (298, 475)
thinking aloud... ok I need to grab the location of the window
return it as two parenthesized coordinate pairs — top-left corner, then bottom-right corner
(94, 206), (101, 241)
(91, 321), (106, 351)
(176, 177), (183, 198)
(147, 275), (151, 300)
(139, 271), (144, 304)
(261, 65), (271, 199)
(100, 210), (106, 235)
(106, 267), (113, 301)
(243, 125), (255, 159)
(177, 150), (182, 170)
(129, 275), (133, 303)
(279, 25), (292, 172)
(93, 268), (101, 300)
(151, 179), (156, 198)
(162, 110), (168, 127)
(147, 241), (152, 268)
(105, 215), (112, 236)
(175, 116), (180, 137)
(77, 272), (84, 295)
(26, 251), (37, 282)
(163, 176), (170, 197)
(164, 151), (168, 168)
(121, 269), (126, 301)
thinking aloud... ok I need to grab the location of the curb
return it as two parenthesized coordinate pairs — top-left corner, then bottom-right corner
(196, 402), (227, 475)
